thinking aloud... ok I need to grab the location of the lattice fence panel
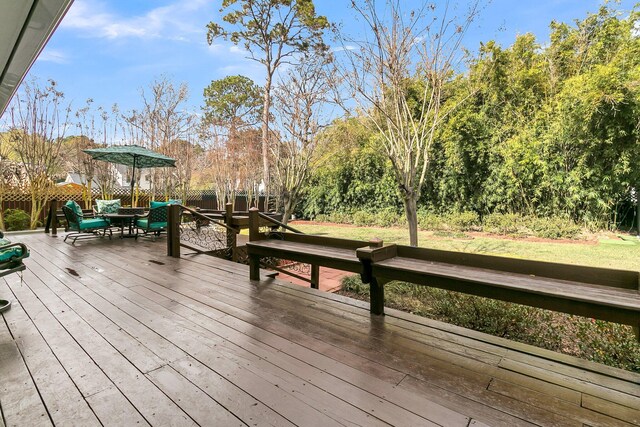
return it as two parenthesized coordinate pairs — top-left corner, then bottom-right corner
(1, 189), (266, 224)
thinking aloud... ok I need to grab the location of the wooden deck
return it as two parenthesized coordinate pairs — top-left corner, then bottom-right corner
(0, 233), (638, 426)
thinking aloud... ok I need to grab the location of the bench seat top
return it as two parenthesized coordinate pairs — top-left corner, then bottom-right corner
(247, 239), (361, 265)
(374, 257), (640, 312)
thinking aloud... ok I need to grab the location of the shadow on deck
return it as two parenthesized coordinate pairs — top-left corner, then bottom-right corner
(0, 233), (638, 426)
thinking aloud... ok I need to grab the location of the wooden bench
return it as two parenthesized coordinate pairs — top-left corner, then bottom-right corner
(247, 230), (379, 288)
(246, 208), (381, 288)
(357, 244), (640, 339)
(245, 208), (640, 339)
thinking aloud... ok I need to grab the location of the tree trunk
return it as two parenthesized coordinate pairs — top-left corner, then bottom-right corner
(403, 195), (419, 247)
(30, 191), (44, 230)
(261, 79), (272, 198)
(84, 182), (93, 209)
(0, 193), (4, 231)
(281, 192), (293, 226)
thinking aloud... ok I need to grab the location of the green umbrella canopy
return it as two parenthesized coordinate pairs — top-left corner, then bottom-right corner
(83, 145), (176, 206)
(83, 144), (176, 169)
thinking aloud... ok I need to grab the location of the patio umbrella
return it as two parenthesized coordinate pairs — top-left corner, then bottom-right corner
(83, 144), (176, 206)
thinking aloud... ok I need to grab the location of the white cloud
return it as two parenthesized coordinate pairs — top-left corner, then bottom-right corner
(37, 49), (69, 64)
(229, 45), (249, 55)
(60, 0), (210, 41)
(207, 43), (225, 54)
(332, 45), (357, 52)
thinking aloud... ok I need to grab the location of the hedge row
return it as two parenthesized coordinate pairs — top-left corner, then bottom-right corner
(312, 210), (583, 239)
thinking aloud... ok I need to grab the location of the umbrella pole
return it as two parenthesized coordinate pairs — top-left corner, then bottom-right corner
(131, 156), (137, 208)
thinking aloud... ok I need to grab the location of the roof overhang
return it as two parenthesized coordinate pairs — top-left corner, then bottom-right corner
(0, 0), (74, 117)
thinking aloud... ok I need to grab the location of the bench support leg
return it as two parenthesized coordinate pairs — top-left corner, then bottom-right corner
(249, 255), (261, 281)
(370, 276), (385, 315)
(310, 264), (320, 289)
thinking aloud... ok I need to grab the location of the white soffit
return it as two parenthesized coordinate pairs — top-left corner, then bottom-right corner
(0, 0), (74, 116)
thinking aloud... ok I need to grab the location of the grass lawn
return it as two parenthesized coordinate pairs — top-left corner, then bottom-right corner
(292, 222), (640, 271)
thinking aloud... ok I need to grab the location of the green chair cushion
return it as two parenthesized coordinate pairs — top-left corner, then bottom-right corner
(65, 200), (84, 222)
(0, 238), (28, 262)
(150, 199), (181, 209)
(96, 199), (121, 214)
(136, 219), (167, 230)
(78, 218), (110, 231)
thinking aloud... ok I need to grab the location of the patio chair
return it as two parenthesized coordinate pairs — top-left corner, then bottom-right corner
(62, 201), (112, 244)
(0, 231), (29, 313)
(135, 204), (168, 239)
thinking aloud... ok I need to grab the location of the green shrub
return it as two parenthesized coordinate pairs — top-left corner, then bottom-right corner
(315, 211), (354, 224)
(576, 319), (640, 372)
(317, 208), (409, 228)
(417, 210), (445, 230)
(526, 216), (582, 239)
(4, 209), (31, 231)
(339, 276), (638, 372)
(425, 288), (563, 345)
(314, 214), (329, 222)
(483, 213), (523, 235)
(432, 230), (470, 239)
(353, 210), (375, 226)
(373, 208), (403, 227)
(341, 275), (367, 294)
(445, 211), (479, 231)
(315, 208), (581, 240)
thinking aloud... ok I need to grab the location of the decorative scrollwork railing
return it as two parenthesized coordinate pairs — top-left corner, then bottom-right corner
(173, 205), (237, 260)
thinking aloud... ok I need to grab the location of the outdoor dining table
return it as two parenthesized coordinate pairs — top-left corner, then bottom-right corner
(101, 208), (146, 238)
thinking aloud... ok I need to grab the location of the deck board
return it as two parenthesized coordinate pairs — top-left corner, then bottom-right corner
(0, 233), (637, 427)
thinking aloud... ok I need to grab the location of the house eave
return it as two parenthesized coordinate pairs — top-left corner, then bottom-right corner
(0, 0), (74, 117)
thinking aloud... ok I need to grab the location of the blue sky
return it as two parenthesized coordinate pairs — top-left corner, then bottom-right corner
(19, 0), (637, 119)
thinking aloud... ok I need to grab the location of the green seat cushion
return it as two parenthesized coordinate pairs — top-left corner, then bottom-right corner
(78, 218), (110, 231)
(150, 199), (181, 209)
(65, 200), (84, 221)
(0, 238), (28, 262)
(136, 219), (167, 230)
(96, 199), (121, 214)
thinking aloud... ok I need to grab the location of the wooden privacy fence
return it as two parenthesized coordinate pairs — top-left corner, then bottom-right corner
(3, 189), (265, 225)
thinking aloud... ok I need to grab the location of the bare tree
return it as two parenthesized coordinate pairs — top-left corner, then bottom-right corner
(203, 142), (233, 210)
(272, 53), (334, 224)
(8, 79), (71, 229)
(62, 102), (122, 202)
(122, 77), (196, 203)
(197, 119), (261, 210)
(207, 0), (329, 202)
(162, 133), (198, 203)
(233, 128), (263, 209)
(73, 99), (99, 208)
(336, 0), (481, 246)
(93, 105), (120, 199)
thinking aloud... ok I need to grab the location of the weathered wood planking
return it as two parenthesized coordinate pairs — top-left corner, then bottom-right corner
(0, 232), (637, 427)
(395, 245), (639, 289)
